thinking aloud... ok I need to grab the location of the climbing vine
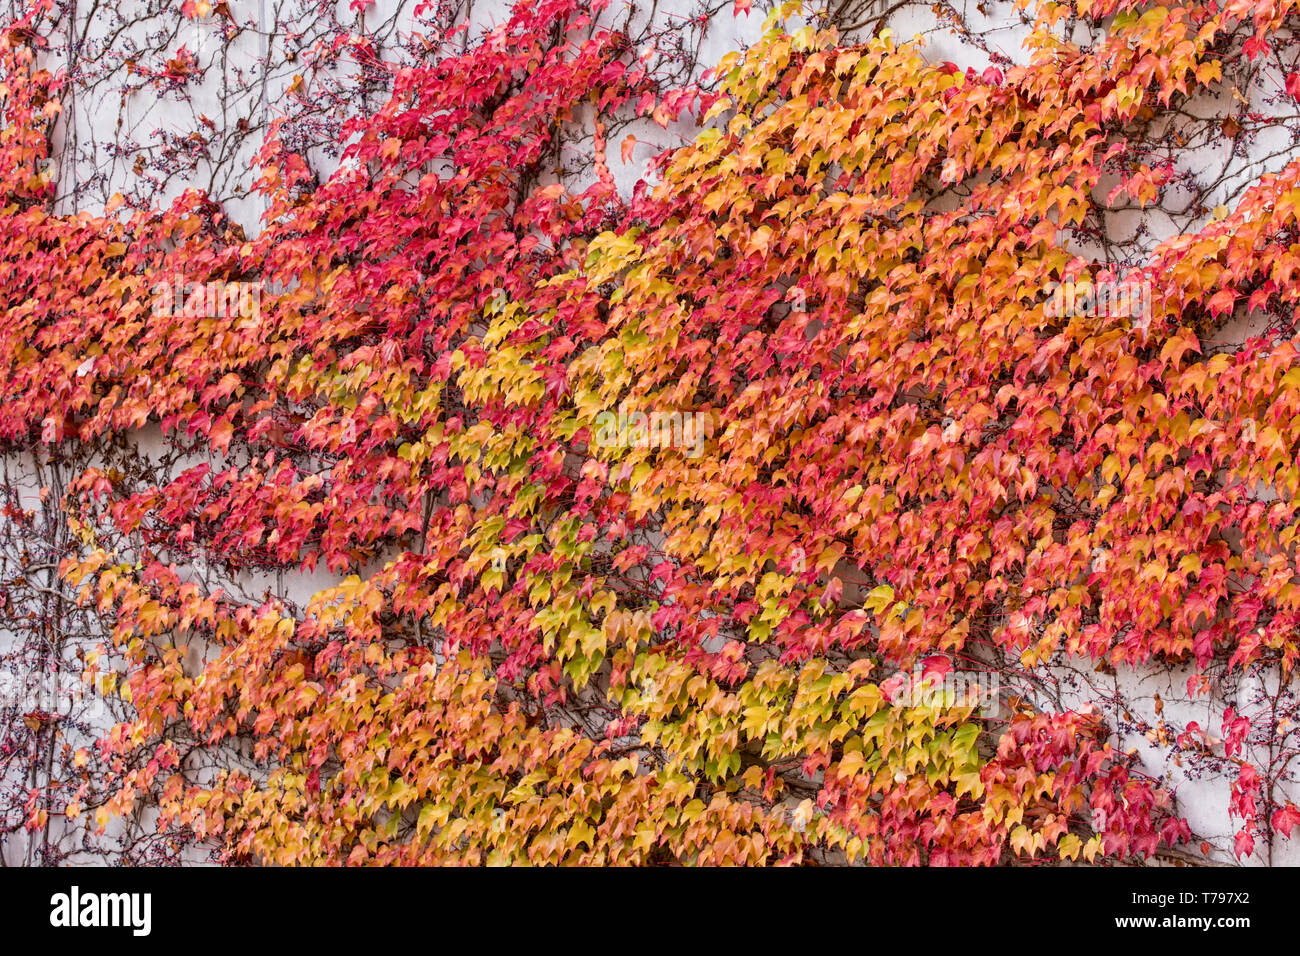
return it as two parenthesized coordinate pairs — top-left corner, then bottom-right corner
(5, 0), (1300, 864)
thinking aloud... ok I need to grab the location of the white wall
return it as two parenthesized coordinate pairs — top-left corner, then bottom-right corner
(4, 0), (1298, 865)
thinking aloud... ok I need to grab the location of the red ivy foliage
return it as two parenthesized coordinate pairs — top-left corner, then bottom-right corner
(5, 0), (1300, 864)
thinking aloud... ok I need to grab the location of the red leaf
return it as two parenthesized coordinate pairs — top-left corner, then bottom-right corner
(1272, 804), (1300, 838)
(1243, 36), (1270, 61)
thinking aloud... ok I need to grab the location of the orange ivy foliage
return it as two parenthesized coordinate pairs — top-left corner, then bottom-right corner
(7, 0), (1300, 864)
